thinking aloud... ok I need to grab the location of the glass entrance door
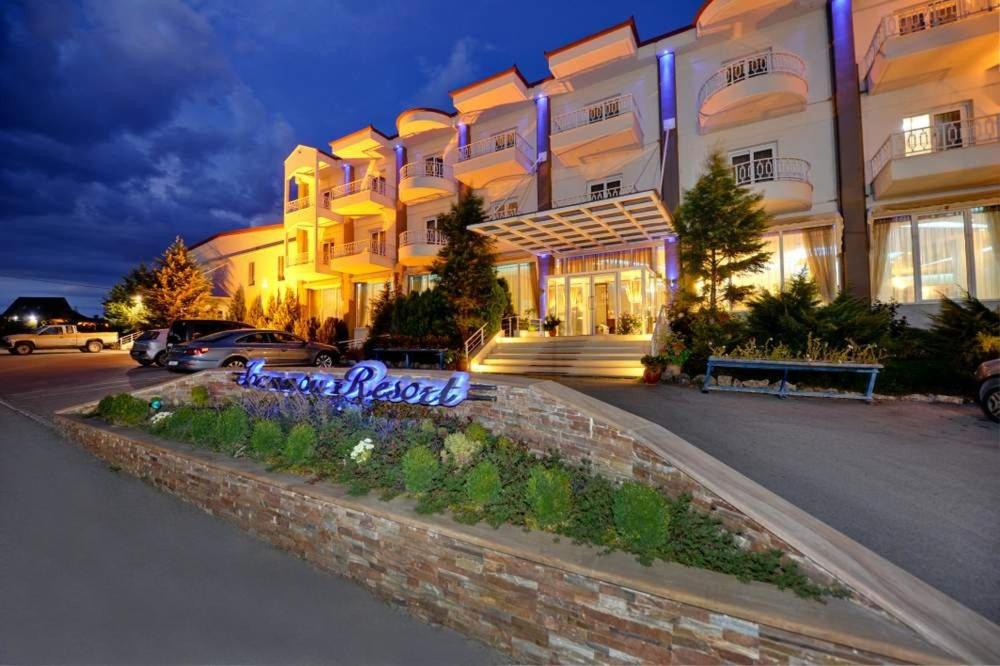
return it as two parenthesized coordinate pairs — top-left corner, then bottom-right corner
(548, 271), (647, 336)
(568, 276), (591, 336)
(592, 273), (617, 334)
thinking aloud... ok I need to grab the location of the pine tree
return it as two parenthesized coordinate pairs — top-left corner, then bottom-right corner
(103, 263), (157, 329)
(672, 150), (772, 314)
(227, 285), (247, 323)
(431, 194), (503, 347)
(247, 294), (265, 328)
(147, 237), (213, 324)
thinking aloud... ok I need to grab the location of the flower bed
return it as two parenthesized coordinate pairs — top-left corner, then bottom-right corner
(93, 389), (847, 601)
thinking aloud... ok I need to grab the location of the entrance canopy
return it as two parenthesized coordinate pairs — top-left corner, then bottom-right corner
(469, 188), (673, 256)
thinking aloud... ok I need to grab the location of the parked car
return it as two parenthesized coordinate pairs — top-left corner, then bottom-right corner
(2, 324), (118, 355)
(129, 328), (169, 367)
(166, 319), (251, 349)
(975, 358), (999, 423)
(165, 329), (340, 372)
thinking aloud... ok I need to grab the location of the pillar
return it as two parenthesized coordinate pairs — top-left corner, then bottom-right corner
(537, 254), (552, 320)
(657, 51), (680, 213)
(457, 123), (471, 199)
(535, 95), (551, 211)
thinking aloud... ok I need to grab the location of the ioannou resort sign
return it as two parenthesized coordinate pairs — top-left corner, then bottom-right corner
(236, 359), (472, 407)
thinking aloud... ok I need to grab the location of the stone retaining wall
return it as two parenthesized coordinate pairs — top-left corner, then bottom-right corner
(56, 415), (946, 665)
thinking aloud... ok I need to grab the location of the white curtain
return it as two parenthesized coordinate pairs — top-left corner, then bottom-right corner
(871, 217), (914, 303)
(917, 213), (967, 300)
(972, 205), (1000, 300)
(802, 226), (837, 302)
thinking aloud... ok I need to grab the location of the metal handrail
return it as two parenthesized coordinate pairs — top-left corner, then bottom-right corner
(399, 229), (447, 247)
(457, 130), (532, 163)
(697, 51), (806, 111)
(552, 94), (640, 134)
(732, 158), (811, 186)
(399, 161), (453, 180)
(330, 238), (393, 259)
(464, 323), (487, 358)
(331, 176), (389, 199)
(501, 315), (542, 336)
(552, 185), (638, 209)
(861, 0), (998, 82)
(868, 113), (1000, 181)
(285, 196), (311, 213)
(487, 201), (519, 221)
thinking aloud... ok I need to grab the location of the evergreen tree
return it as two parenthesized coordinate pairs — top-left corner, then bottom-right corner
(147, 237), (213, 324)
(227, 285), (247, 323)
(103, 263), (156, 329)
(247, 294), (265, 328)
(672, 150), (772, 314)
(431, 194), (503, 347)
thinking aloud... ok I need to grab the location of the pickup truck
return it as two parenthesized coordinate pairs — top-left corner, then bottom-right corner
(2, 325), (119, 355)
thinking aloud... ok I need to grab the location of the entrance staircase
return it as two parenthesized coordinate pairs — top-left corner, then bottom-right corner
(476, 335), (649, 378)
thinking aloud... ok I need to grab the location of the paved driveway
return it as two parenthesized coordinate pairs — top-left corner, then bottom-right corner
(562, 380), (1000, 624)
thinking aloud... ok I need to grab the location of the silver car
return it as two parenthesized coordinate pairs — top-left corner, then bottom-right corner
(165, 329), (340, 372)
(130, 328), (169, 367)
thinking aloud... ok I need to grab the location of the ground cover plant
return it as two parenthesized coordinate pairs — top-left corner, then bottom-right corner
(92, 387), (849, 601)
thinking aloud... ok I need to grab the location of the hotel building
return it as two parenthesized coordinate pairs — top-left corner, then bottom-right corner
(191, 0), (999, 338)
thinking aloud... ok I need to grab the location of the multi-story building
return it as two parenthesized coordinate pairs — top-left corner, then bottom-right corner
(191, 0), (999, 338)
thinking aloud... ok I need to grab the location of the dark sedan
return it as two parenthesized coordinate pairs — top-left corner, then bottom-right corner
(165, 329), (339, 372)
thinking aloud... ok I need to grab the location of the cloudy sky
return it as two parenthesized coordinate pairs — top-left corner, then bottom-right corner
(0, 0), (700, 315)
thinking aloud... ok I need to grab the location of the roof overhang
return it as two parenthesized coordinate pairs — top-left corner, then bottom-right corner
(469, 188), (673, 256)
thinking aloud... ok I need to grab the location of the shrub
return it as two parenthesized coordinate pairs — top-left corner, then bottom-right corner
(162, 407), (196, 440)
(190, 385), (210, 408)
(250, 420), (284, 457)
(402, 446), (439, 494)
(214, 406), (249, 452)
(525, 466), (572, 530)
(928, 294), (999, 369)
(190, 410), (218, 445)
(465, 461), (501, 508)
(284, 424), (317, 464)
(613, 483), (670, 563)
(96, 395), (116, 420)
(464, 422), (489, 443)
(99, 393), (148, 426)
(442, 432), (480, 467)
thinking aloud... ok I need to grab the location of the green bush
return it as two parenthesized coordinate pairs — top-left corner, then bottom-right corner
(402, 446), (439, 494)
(99, 393), (148, 427)
(443, 432), (480, 467)
(464, 422), (489, 443)
(190, 410), (218, 445)
(96, 395), (116, 419)
(284, 423), (317, 464)
(525, 466), (572, 530)
(162, 407), (196, 439)
(214, 405), (249, 452)
(250, 420), (284, 457)
(613, 482), (670, 562)
(465, 461), (501, 508)
(190, 385), (210, 408)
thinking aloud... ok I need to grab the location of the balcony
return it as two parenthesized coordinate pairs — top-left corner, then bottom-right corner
(862, 0), (998, 95)
(398, 162), (457, 204)
(284, 251), (335, 281)
(551, 95), (643, 166)
(698, 51), (807, 133)
(398, 229), (447, 267)
(733, 158), (813, 215)
(452, 131), (533, 188)
(869, 114), (1000, 199)
(284, 193), (339, 226)
(327, 177), (394, 216)
(327, 238), (395, 274)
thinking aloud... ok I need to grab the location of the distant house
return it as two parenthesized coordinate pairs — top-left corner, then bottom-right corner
(2, 297), (94, 325)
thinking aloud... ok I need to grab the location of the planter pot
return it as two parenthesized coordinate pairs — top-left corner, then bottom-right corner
(643, 368), (663, 384)
(456, 357), (470, 372)
(546, 330), (557, 337)
(665, 364), (682, 377)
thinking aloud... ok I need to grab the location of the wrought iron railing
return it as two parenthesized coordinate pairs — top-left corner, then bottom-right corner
(861, 0), (998, 82)
(285, 196), (311, 213)
(731, 158), (811, 186)
(487, 201), (520, 221)
(330, 176), (389, 199)
(457, 130), (532, 163)
(399, 161), (452, 180)
(552, 185), (638, 209)
(330, 238), (393, 259)
(399, 229), (447, 247)
(552, 94), (640, 134)
(698, 51), (806, 111)
(868, 113), (1000, 181)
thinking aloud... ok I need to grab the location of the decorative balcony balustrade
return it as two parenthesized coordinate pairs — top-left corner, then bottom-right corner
(399, 161), (452, 180)
(399, 229), (447, 247)
(861, 0), (998, 80)
(330, 176), (388, 199)
(697, 51), (806, 111)
(330, 238), (393, 259)
(868, 113), (1000, 180)
(457, 130), (531, 163)
(488, 201), (520, 222)
(552, 185), (638, 209)
(732, 158), (811, 186)
(552, 94), (640, 134)
(285, 196), (311, 213)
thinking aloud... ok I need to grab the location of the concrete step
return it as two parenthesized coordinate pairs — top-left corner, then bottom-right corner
(482, 358), (643, 368)
(489, 352), (642, 360)
(494, 343), (649, 352)
(479, 364), (643, 378)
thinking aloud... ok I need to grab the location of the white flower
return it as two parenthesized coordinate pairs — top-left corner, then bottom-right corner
(150, 411), (173, 425)
(349, 437), (375, 464)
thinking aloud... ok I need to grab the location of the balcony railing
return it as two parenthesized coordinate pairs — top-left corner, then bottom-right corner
(697, 51), (806, 111)
(330, 238), (393, 259)
(399, 229), (447, 247)
(552, 94), (640, 134)
(732, 158), (811, 186)
(488, 201), (520, 221)
(399, 161), (453, 180)
(457, 130), (532, 163)
(330, 176), (388, 199)
(285, 196), (311, 213)
(868, 113), (1000, 180)
(288, 251), (311, 267)
(861, 0), (998, 80)
(552, 185), (638, 209)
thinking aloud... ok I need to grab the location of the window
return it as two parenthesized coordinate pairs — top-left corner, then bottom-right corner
(496, 262), (538, 318)
(248, 262), (256, 287)
(730, 144), (776, 185)
(588, 175), (623, 201)
(896, 0), (958, 34)
(369, 229), (387, 255)
(425, 217), (442, 243)
(490, 200), (518, 220)
(423, 155), (444, 177)
(901, 106), (966, 156)
(407, 273), (438, 293)
(917, 212), (968, 300)
(321, 241), (335, 263)
(491, 129), (516, 152)
(236, 333), (272, 344)
(273, 332), (303, 344)
(972, 206), (1000, 300)
(587, 96), (623, 124)
(355, 280), (391, 328)
(277, 256), (285, 282)
(730, 226), (840, 305)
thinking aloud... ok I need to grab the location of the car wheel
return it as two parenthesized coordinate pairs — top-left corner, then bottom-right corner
(222, 357), (246, 368)
(314, 352), (335, 368)
(154, 351), (167, 367)
(86, 340), (103, 353)
(14, 343), (32, 355)
(981, 386), (1000, 423)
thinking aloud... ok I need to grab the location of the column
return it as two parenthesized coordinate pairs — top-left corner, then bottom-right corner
(535, 95), (551, 211)
(537, 254), (552, 319)
(457, 122), (471, 199)
(657, 51), (680, 213)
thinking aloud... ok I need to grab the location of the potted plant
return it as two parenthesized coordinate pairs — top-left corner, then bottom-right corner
(641, 354), (665, 384)
(543, 314), (562, 337)
(660, 334), (691, 378)
(618, 312), (641, 335)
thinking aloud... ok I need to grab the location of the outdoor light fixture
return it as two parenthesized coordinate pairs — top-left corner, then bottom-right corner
(149, 397), (163, 411)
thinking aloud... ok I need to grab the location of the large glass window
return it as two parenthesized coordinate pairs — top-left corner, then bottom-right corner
(917, 213), (967, 300)
(407, 273), (438, 294)
(872, 216), (915, 303)
(495, 262), (537, 318)
(972, 206), (1000, 300)
(354, 279), (391, 328)
(729, 227), (839, 306)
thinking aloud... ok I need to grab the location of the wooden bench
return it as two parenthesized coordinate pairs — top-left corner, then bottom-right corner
(702, 356), (883, 402)
(372, 348), (447, 370)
